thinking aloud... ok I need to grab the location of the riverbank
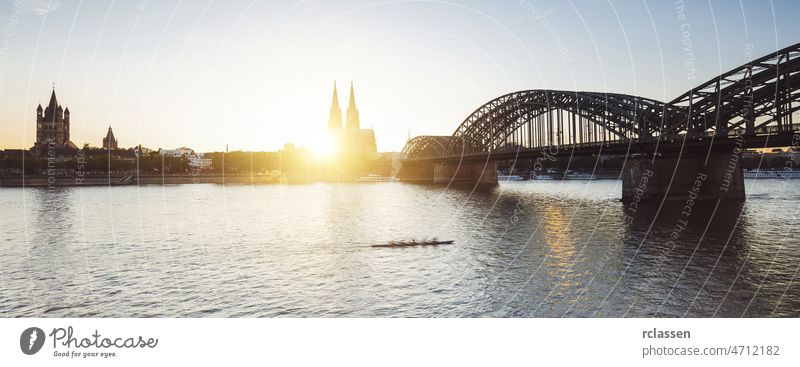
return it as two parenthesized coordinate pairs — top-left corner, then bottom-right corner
(0, 174), (283, 187)
(0, 174), (399, 187)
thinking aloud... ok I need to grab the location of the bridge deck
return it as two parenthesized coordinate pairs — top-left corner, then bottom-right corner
(403, 129), (798, 165)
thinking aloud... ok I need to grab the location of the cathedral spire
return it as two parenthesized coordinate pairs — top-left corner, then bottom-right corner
(331, 81), (340, 107)
(328, 81), (343, 132)
(348, 81), (356, 109)
(346, 81), (360, 130)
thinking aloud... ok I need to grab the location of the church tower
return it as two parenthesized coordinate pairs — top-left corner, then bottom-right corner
(35, 89), (73, 149)
(345, 82), (360, 130)
(321, 81), (377, 176)
(103, 126), (118, 149)
(328, 81), (343, 133)
(64, 107), (70, 143)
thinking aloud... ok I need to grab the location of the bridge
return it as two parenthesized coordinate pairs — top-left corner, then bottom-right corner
(397, 42), (800, 202)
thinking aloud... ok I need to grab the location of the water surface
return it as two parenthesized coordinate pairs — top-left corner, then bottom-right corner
(0, 180), (798, 317)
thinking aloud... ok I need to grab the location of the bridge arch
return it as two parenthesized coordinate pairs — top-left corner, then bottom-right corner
(447, 90), (675, 156)
(401, 136), (455, 160)
(402, 42), (800, 161)
(663, 42), (800, 135)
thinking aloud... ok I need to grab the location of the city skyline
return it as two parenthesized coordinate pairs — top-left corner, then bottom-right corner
(1, 0), (799, 152)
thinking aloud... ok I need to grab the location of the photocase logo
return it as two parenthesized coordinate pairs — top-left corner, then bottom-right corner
(20, 327), (46, 355)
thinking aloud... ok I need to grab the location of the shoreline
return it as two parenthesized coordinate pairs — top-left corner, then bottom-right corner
(5, 170), (799, 187)
(0, 174), (354, 187)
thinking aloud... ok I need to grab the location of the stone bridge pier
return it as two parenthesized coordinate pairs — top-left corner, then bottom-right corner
(397, 161), (498, 185)
(395, 162), (435, 183)
(433, 162), (498, 185)
(622, 147), (745, 202)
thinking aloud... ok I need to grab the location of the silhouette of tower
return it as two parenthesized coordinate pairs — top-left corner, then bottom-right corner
(345, 82), (360, 130)
(35, 88), (75, 149)
(328, 81), (343, 133)
(323, 81), (376, 170)
(103, 126), (118, 149)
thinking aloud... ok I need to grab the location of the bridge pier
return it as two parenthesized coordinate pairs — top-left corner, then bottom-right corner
(396, 162), (499, 185)
(395, 163), (435, 183)
(433, 162), (498, 185)
(622, 150), (744, 202)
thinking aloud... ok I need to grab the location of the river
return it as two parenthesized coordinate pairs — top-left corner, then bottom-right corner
(0, 180), (798, 317)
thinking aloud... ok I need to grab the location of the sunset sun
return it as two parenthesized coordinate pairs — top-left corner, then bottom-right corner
(310, 132), (337, 157)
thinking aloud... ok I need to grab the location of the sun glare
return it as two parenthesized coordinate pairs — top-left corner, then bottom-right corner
(310, 133), (336, 157)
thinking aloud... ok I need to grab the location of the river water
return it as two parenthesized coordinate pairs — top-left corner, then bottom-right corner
(0, 180), (798, 317)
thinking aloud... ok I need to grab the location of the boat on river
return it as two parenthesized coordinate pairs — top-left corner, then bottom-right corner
(371, 239), (454, 248)
(743, 170), (800, 179)
(498, 174), (525, 181)
(358, 174), (399, 182)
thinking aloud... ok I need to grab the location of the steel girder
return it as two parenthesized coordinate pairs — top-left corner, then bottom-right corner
(401, 136), (455, 160)
(663, 42), (800, 135)
(447, 90), (676, 155)
(402, 42), (800, 161)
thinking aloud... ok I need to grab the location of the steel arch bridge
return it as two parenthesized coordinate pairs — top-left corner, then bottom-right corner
(402, 42), (800, 162)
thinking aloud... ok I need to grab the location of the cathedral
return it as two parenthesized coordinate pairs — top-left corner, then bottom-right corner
(34, 89), (77, 151)
(327, 81), (377, 161)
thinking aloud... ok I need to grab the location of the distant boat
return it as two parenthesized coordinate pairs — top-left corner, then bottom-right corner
(744, 170), (800, 179)
(371, 240), (454, 248)
(530, 173), (556, 180)
(498, 174), (524, 181)
(564, 173), (597, 180)
(358, 174), (399, 182)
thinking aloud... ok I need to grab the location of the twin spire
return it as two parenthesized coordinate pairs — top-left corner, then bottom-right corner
(328, 82), (342, 131)
(328, 81), (360, 131)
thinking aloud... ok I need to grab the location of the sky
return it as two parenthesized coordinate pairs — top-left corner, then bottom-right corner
(0, 0), (798, 152)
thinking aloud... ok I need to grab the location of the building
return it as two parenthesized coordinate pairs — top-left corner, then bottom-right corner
(133, 144), (153, 157)
(327, 81), (377, 160)
(102, 126), (118, 149)
(158, 147), (211, 170)
(188, 154), (213, 170)
(34, 89), (77, 150)
(159, 147), (195, 157)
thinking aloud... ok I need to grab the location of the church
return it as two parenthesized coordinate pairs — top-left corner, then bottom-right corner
(103, 126), (119, 149)
(33, 89), (78, 152)
(327, 81), (377, 162)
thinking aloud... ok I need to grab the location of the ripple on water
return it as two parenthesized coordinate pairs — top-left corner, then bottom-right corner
(0, 182), (798, 317)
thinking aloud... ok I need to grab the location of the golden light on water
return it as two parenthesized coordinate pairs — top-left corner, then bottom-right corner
(542, 205), (579, 286)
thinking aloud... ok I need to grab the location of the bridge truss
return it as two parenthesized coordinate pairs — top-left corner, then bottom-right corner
(403, 42), (800, 161)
